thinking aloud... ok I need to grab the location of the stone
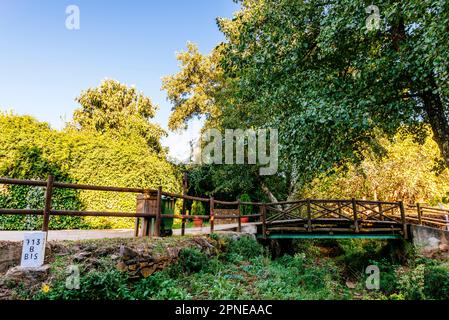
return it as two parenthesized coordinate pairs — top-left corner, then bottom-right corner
(128, 264), (138, 271)
(141, 266), (157, 278)
(73, 251), (91, 262)
(0, 242), (22, 274)
(124, 258), (138, 266)
(345, 281), (356, 289)
(2, 265), (51, 287)
(438, 243), (449, 251)
(115, 261), (127, 272)
(119, 246), (139, 260)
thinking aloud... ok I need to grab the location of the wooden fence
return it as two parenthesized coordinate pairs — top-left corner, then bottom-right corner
(0, 176), (448, 239)
(0, 176), (260, 236)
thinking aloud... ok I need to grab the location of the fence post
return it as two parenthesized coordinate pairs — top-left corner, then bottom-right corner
(42, 175), (54, 233)
(134, 218), (140, 237)
(237, 199), (242, 232)
(181, 173), (188, 236)
(416, 203), (422, 225)
(141, 190), (151, 237)
(154, 186), (162, 237)
(399, 201), (408, 239)
(261, 204), (267, 239)
(378, 203), (384, 221)
(351, 198), (359, 233)
(210, 196), (215, 234)
(306, 198), (312, 232)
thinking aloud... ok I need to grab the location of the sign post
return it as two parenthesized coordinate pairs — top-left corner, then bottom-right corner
(20, 231), (47, 268)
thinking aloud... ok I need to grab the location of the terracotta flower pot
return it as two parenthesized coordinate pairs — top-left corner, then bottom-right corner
(193, 218), (203, 227)
(241, 216), (249, 223)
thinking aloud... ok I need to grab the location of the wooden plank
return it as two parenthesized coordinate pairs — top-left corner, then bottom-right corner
(42, 175), (54, 232)
(154, 187), (162, 237)
(237, 199), (242, 232)
(352, 198), (359, 233)
(210, 196), (215, 233)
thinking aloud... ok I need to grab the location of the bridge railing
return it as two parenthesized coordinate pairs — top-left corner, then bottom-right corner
(261, 198), (408, 238)
(1, 176), (448, 238)
(405, 203), (449, 230)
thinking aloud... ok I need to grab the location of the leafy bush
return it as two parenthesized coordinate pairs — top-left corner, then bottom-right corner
(0, 113), (181, 230)
(424, 265), (449, 300)
(37, 269), (132, 300)
(225, 236), (265, 262)
(191, 201), (206, 216)
(133, 271), (190, 299)
(397, 264), (426, 300)
(176, 248), (209, 274)
(239, 194), (252, 216)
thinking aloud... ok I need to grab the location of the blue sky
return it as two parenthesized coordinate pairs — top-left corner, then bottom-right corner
(0, 0), (240, 161)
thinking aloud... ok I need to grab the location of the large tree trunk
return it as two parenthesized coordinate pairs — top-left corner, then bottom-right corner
(422, 78), (449, 168)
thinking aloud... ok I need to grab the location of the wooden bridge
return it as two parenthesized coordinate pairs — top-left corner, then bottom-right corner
(0, 176), (448, 240)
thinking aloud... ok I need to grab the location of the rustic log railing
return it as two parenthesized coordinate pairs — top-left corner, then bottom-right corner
(0, 176), (448, 239)
(0, 176), (259, 236)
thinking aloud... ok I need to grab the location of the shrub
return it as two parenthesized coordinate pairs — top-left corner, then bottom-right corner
(177, 248), (209, 274)
(239, 194), (252, 216)
(424, 265), (449, 300)
(0, 113), (181, 230)
(191, 201), (206, 216)
(226, 236), (265, 262)
(397, 264), (426, 300)
(37, 269), (132, 300)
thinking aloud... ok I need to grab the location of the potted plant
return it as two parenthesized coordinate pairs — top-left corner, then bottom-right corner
(191, 201), (205, 227)
(239, 194), (252, 223)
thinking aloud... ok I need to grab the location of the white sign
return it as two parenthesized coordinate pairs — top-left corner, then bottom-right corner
(21, 232), (47, 268)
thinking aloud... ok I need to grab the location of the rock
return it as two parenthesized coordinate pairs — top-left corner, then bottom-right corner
(141, 266), (157, 278)
(73, 251), (91, 262)
(116, 261), (127, 272)
(0, 242), (22, 274)
(438, 243), (449, 251)
(2, 265), (51, 287)
(119, 246), (139, 260)
(110, 254), (119, 260)
(345, 281), (356, 289)
(124, 258), (138, 266)
(128, 264), (138, 271)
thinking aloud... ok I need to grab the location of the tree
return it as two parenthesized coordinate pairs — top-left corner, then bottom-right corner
(161, 42), (225, 131)
(301, 128), (449, 204)
(73, 79), (166, 152)
(0, 113), (181, 229)
(218, 0), (449, 182)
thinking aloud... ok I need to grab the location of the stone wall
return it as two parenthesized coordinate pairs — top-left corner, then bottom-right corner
(410, 225), (449, 257)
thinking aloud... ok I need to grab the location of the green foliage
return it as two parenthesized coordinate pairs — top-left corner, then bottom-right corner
(218, 0), (449, 178)
(301, 130), (449, 203)
(176, 247), (209, 274)
(14, 235), (449, 301)
(397, 264), (426, 300)
(0, 113), (181, 230)
(73, 79), (165, 153)
(38, 269), (132, 300)
(239, 193), (252, 216)
(191, 201), (206, 216)
(133, 271), (190, 300)
(225, 236), (265, 262)
(423, 264), (449, 300)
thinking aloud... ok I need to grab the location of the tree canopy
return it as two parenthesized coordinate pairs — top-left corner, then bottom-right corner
(163, 0), (449, 202)
(74, 79), (166, 153)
